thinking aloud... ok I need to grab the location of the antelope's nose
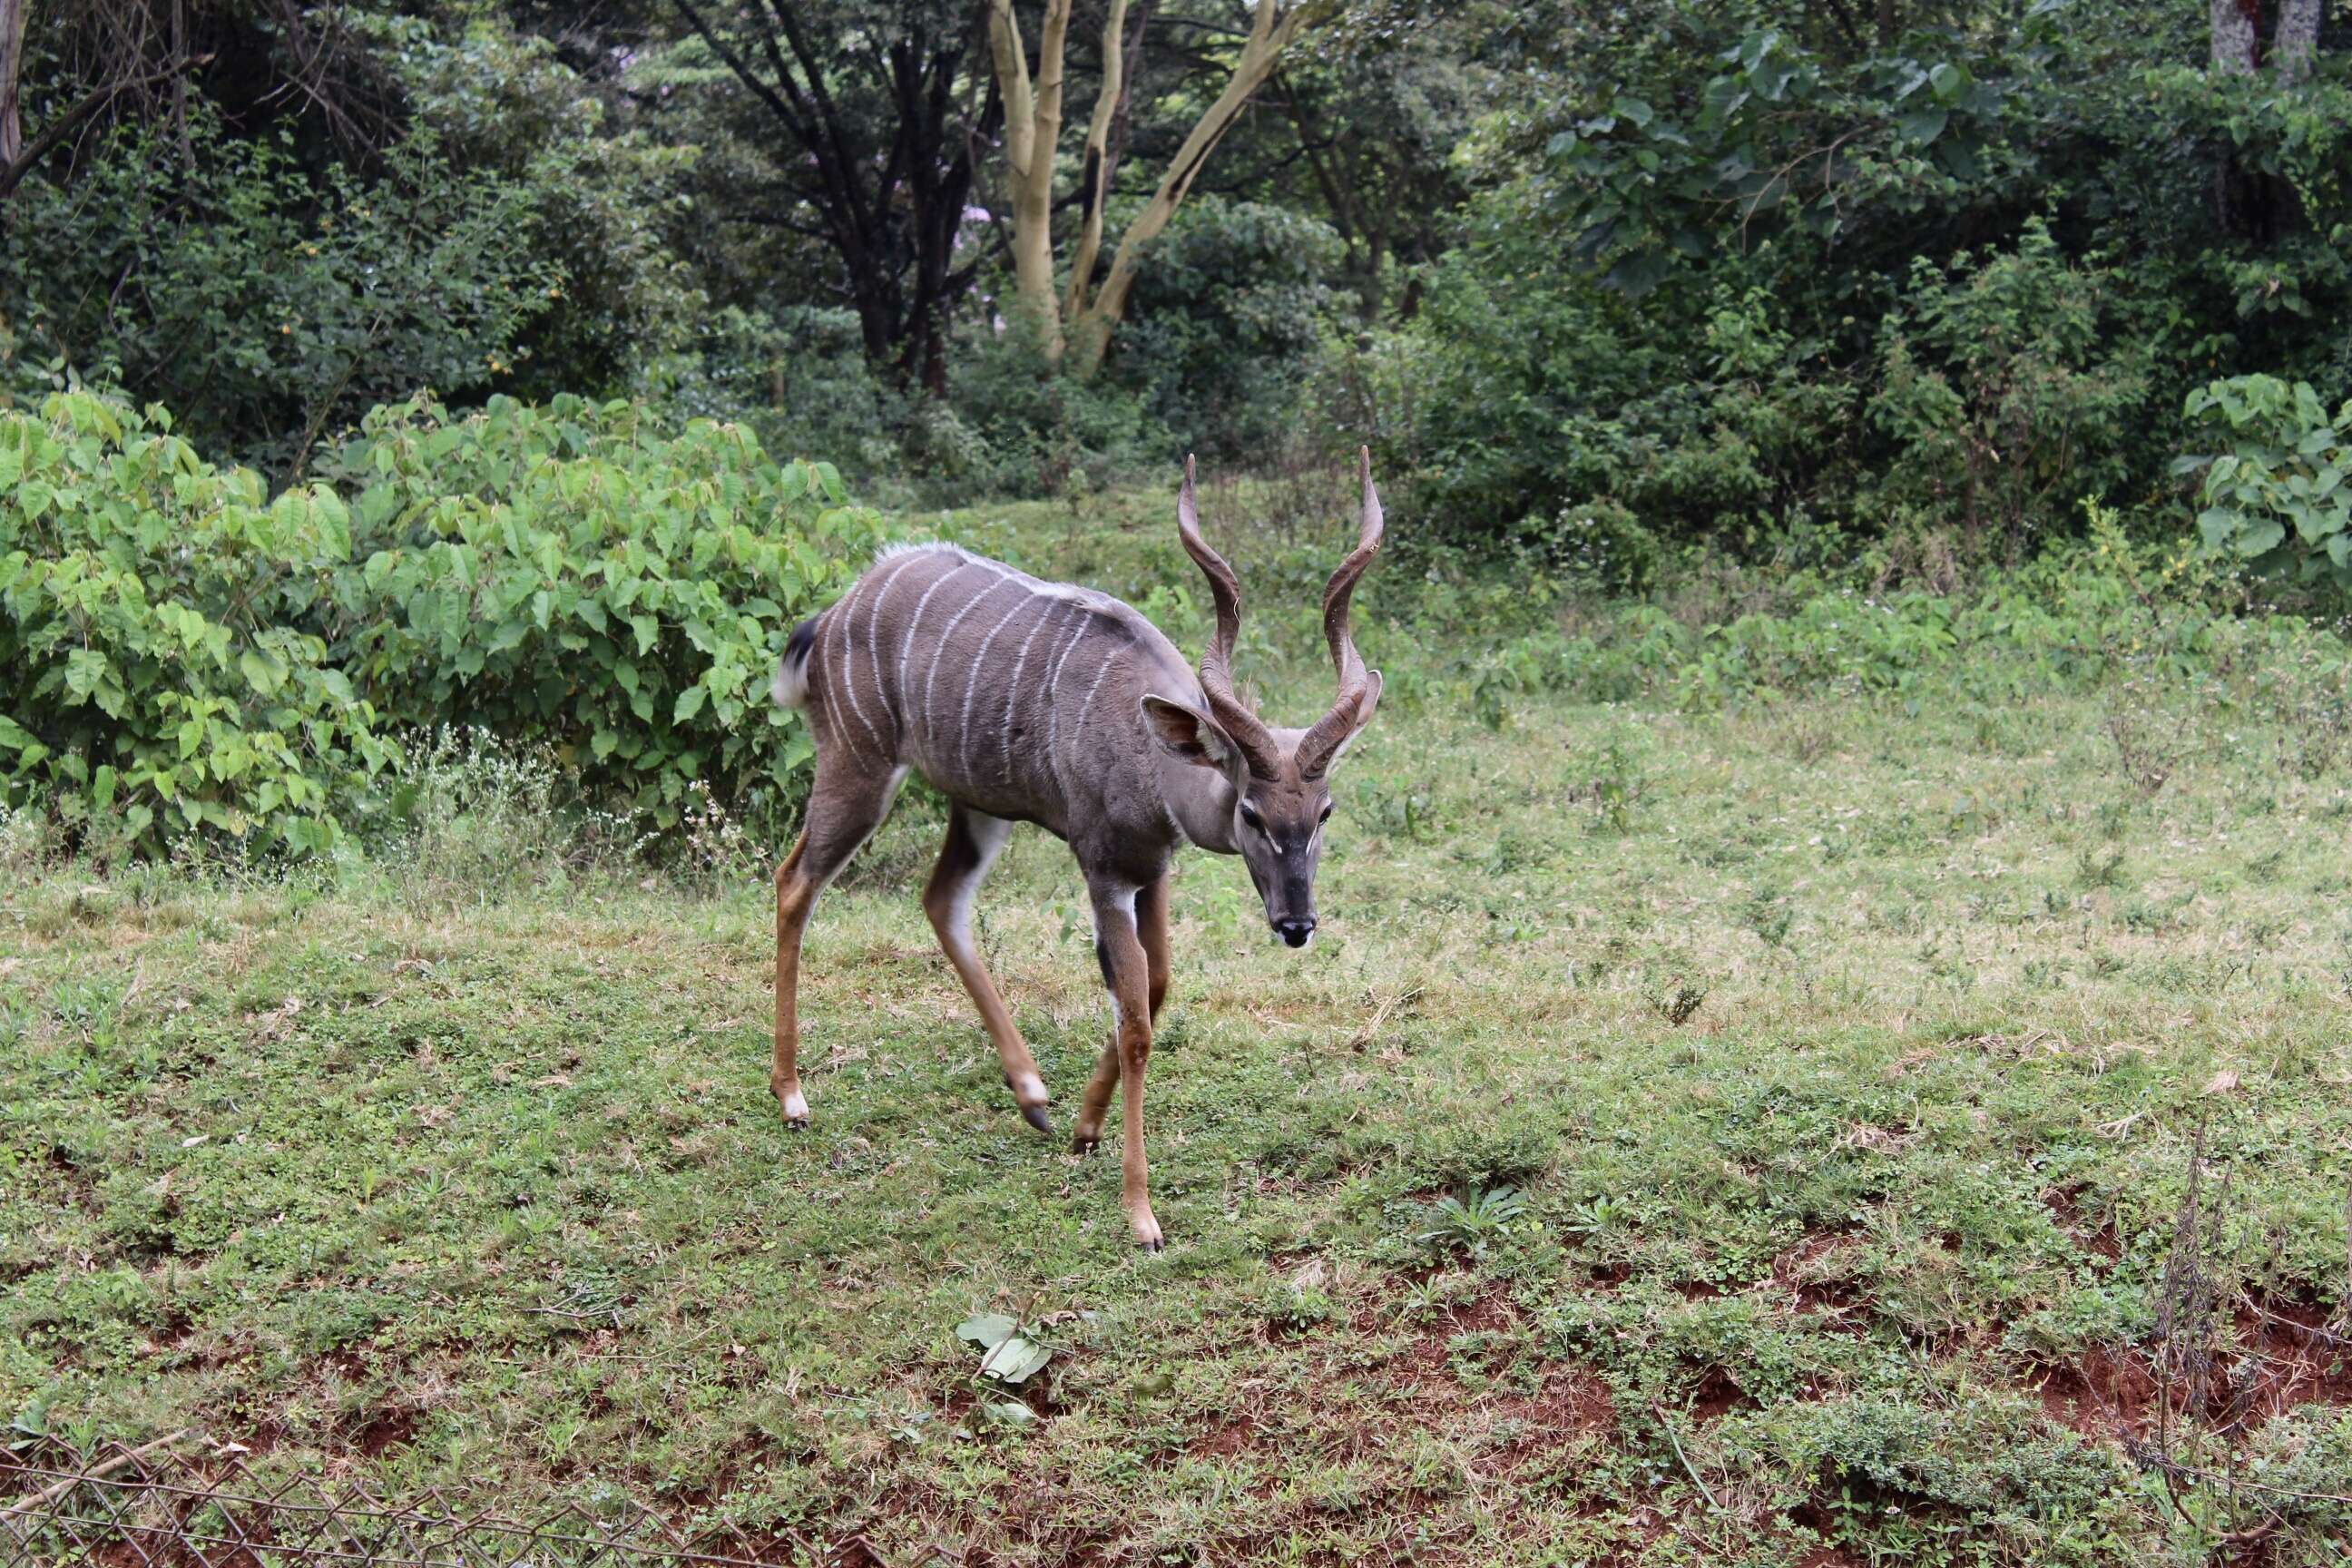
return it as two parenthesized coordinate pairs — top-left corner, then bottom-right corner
(1274, 917), (1316, 948)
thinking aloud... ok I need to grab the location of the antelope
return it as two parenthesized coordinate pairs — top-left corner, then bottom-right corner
(767, 452), (1386, 1250)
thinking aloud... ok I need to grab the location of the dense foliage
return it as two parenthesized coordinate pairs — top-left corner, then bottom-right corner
(2184, 373), (2352, 591)
(5, 2), (2352, 856)
(10, 4), (2346, 559)
(0, 389), (886, 854)
(1378, 4), (2352, 574)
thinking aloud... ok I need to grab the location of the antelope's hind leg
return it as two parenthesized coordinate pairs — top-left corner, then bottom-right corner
(773, 761), (906, 1127)
(923, 806), (1051, 1133)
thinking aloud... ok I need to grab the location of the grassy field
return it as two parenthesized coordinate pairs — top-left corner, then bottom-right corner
(6, 493), (2352, 1566)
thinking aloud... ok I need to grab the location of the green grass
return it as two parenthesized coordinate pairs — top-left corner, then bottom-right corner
(6, 495), (2352, 1565)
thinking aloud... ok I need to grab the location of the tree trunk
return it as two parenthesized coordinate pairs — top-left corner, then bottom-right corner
(0, 0), (27, 169)
(673, 0), (991, 390)
(986, 0), (1309, 379)
(1062, 0), (1131, 332)
(985, 0), (1071, 358)
(1067, 0), (1308, 378)
(2210, 0), (2260, 72)
(2277, 0), (2322, 80)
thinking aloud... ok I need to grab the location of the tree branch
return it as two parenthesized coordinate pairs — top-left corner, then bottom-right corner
(0, 54), (211, 200)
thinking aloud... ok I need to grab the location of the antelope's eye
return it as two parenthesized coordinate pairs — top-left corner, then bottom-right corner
(1239, 801), (1264, 831)
(1318, 803), (1334, 824)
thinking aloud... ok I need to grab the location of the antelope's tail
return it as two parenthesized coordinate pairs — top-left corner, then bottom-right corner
(771, 617), (819, 710)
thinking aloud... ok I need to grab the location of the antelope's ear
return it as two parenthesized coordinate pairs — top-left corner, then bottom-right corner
(1326, 671), (1384, 767)
(1141, 695), (1232, 768)
(1352, 671), (1384, 733)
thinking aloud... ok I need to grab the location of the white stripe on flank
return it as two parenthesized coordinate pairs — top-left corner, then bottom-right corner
(1073, 654), (1117, 733)
(831, 576), (887, 754)
(877, 541), (1098, 606)
(995, 600), (1061, 787)
(859, 549), (922, 745)
(956, 594), (1035, 780)
(1037, 611), (1091, 804)
(895, 558), (993, 762)
(896, 559), (976, 699)
(920, 573), (1014, 751)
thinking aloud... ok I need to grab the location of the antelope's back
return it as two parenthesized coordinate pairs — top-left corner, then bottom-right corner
(776, 544), (1192, 832)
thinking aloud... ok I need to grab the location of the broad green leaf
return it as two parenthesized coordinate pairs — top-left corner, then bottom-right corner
(978, 1335), (1054, 1386)
(239, 649), (288, 697)
(956, 1314), (1019, 1351)
(1896, 108), (1947, 145)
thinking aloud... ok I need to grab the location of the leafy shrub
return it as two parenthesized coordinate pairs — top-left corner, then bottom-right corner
(317, 393), (887, 827)
(1, 111), (559, 478)
(2182, 374), (2352, 593)
(0, 389), (888, 855)
(1868, 221), (2149, 553)
(928, 313), (1152, 500)
(0, 393), (391, 853)
(1112, 197), (1344, 463)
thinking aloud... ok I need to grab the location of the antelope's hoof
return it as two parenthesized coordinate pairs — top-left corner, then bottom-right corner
(1071, 1132), (1101, 1155)
(1022, 1104), (1054, 1134)
(1139, 1238), (1164, 1253)
(778, 1088), (809, 1129)
(784, 1112), (810, 1131)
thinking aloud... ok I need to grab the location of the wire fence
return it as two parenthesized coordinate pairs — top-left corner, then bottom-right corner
(0, 1435), (815, 1567)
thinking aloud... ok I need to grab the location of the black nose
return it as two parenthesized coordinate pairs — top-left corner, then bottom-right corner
(1275, 918), (1315, 948)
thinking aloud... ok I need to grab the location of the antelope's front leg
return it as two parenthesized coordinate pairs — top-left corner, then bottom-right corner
(1086, 882), (1161, 1251)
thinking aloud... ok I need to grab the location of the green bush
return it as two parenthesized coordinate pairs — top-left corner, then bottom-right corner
(318, 393), (887, 825)
(1867, 221), (2149, 553)
(1113, 197), (1345, 463)
(1, 111), (559, 478)
(2182, 374), (2352, 593)
(0, 389), (887, 856)
(0, 393), (390, 853)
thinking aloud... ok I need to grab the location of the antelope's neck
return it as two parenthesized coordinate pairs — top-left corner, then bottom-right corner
(1159, 758), (1240, 855)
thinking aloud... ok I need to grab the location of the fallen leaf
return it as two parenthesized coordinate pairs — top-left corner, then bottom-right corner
(955, 1313), (1018, 1352)
(2201, 1069), (2239, 1096)
(979, 1334), (1053, 1386)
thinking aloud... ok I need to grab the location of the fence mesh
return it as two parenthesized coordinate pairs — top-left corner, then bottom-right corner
(0, 1436), (809, 1567)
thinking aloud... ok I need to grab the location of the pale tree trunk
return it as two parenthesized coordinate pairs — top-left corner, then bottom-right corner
(985, 0), (1313, 377)
(1, 0), (27, 169)
(1066, 0), (1308, 378)
(985, 0), (1072, 358)
(1062, 0), (1129, 330)
(2210, 0), (2259, 73)
(2277, 0), (2324, 80)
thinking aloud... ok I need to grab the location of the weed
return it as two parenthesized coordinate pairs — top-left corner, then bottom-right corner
(1418, 1185), (1529, 1259)
(1651, 979), (1709, 1025)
